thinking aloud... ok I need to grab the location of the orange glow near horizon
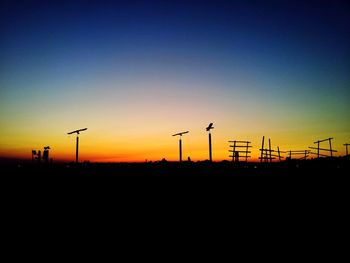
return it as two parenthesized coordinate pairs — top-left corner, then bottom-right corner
(1, 1), (350, 164)
(1, 121), (349, 163)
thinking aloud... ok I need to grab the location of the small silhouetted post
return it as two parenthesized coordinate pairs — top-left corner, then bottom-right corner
(76, 136), (79, 163)
(206, 123), (214, 162)
(317, 141), (320, 158)
(245, 141), (249, 162)
(233, 141), (236, 162)
(260, 136), (265, 163)
(209, 133), (212, 161)
(344, 144), (349, 156)
(172, 131), (189, 162)
(329, 138), (333, 157)
(67, 128), (88, 164)
(277, 146), (281, 161)
(179, 137), (182, 162)
(269, 138), (272, 162)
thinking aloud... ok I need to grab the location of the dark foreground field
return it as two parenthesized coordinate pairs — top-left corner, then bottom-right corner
(1, 158), (348, 215)
(1, 158), (348, 184)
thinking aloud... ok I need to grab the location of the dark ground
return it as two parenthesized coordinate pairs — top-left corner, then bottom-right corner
(1, 158), (348, 189)
(1, 158), (348, 228)
(2, 157), (348, 176)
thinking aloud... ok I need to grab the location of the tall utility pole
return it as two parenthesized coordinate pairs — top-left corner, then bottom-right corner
(172, 131), (189, 162)
(206, 123), (214, 162)
(67, 128), (87, 163)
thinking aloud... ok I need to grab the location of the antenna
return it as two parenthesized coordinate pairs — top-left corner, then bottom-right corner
(172, 131), (189, 162)
(206, 123), (214, 161)
(67, 128), (88, 163)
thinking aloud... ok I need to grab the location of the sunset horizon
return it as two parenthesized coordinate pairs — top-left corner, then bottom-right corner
(1, 0), (349, 165)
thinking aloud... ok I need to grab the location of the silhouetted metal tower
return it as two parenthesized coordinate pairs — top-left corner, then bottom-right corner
(68, 128), (87, 163)
(206, 123), (214, 162)
(172, 131), (189, 162)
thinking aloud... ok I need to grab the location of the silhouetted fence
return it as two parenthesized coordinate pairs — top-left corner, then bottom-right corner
(228, 140), (251, 162)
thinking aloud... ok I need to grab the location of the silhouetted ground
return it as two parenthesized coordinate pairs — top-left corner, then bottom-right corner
(1, 158), (348, 185)
(1, 158), (348, 216)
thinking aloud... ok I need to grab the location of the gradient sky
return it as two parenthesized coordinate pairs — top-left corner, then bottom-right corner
(1, 0), (349, 162)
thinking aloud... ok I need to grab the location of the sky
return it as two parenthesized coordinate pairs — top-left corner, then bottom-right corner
(0, 0), (349, 162)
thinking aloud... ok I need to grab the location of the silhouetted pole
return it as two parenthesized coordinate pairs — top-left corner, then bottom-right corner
(344, 144), (349, 156)
(269, 138), (272, 162)
(172, 131), (189, 162)
(67, 128), (88, 164)
(329, 138), (333, 157)
(260, 136), (265, 163)
(231, 141), (235, 162)
(76, 136), (79, 163)
(206, 123), (214, 162)
(209, 132), (212, 162)
(179, 137), (182, 162)
(277, 146), (281, 161)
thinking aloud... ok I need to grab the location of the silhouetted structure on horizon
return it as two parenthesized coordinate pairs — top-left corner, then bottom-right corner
(228, 140), (251, 162)
(67, 128), (88, 163)
(172, 131), (189, 162)
(259, 136), (285, 163)
(206, 123), (214, 162)
(31, 150), (41, 164)
(309, 138), (337, 158)
(43, 146), (50, 164)
(287, 150), (310, 160)
(343, 143), (349, 156)
(31, 146), (51, 164)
